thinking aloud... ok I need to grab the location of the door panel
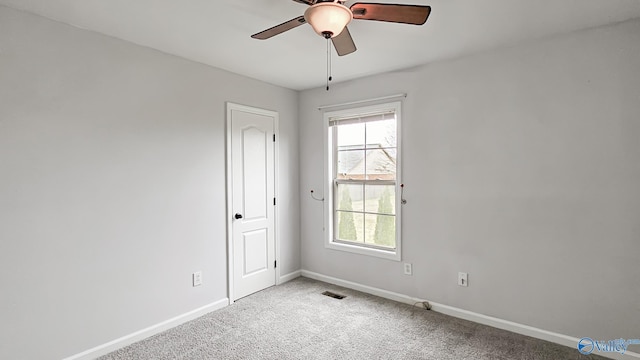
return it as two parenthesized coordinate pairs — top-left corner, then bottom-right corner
(242, 127), (268, 220)
(228, 103), (276, 301)
(243, 229), (268, 275)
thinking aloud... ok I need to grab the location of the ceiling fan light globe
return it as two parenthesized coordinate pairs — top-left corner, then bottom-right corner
(304, 2), (352, 38)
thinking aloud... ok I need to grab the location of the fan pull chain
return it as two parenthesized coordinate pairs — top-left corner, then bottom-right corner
(326, 36), (332, 91)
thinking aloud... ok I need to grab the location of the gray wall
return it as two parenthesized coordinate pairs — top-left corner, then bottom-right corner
(0, 6), (299, 360)
(299, 19), (640, 341)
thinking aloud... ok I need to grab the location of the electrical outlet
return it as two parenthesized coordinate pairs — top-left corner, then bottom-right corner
(404, 263), (412, 275)
(458, 272), (468, 287)
(193, 271), (202, 287)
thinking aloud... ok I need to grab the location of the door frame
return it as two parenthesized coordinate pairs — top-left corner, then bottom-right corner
(226, 102), (280, 304)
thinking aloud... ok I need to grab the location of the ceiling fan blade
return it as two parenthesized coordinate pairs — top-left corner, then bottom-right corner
(251, 16), (307, 40)
(350, 3), (431, 25)
(291, 0), (316, 5)
(332, 27), (357, 56)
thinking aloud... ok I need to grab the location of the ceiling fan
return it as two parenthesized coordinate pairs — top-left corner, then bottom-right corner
(251, 0), (432, 56)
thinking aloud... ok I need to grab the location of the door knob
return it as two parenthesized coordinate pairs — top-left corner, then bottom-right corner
(235, 213), (243, 219)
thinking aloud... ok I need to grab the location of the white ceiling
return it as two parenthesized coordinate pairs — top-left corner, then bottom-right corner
(2, 0), (640, 90)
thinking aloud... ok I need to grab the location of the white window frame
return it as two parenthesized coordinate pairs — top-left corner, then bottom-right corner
(323, 101), (402, 261)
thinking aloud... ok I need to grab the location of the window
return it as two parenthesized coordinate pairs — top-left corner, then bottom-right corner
(324, 101), (401, 260)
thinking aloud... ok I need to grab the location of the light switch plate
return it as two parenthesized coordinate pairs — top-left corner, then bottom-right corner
(458, 272), (468, 287)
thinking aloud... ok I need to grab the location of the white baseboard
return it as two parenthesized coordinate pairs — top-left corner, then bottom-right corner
(279, 269), (302, 284)
(300, 270), (640, 360)
(63, 298), (229, 360)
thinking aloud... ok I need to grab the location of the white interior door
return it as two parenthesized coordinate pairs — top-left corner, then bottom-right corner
(227, 103), (276, 301)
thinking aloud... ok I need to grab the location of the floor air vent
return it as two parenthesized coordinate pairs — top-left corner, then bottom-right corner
(322, 291), (346, 300)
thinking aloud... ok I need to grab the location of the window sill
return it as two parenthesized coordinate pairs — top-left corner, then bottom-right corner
(325, 240), (401, 261)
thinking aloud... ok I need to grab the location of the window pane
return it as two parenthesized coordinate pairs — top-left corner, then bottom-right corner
(336, 183), (363, 212)
(364, 214), (395, 248)
(366, 119), (396, 148)
(328, 102), (400, 257)
(365, 149), (396, 180)
(337, 150), (365, 179)
(337, 123), (365, 149)
(336, 211), (364, 243)
(364, 185), (395, 215)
